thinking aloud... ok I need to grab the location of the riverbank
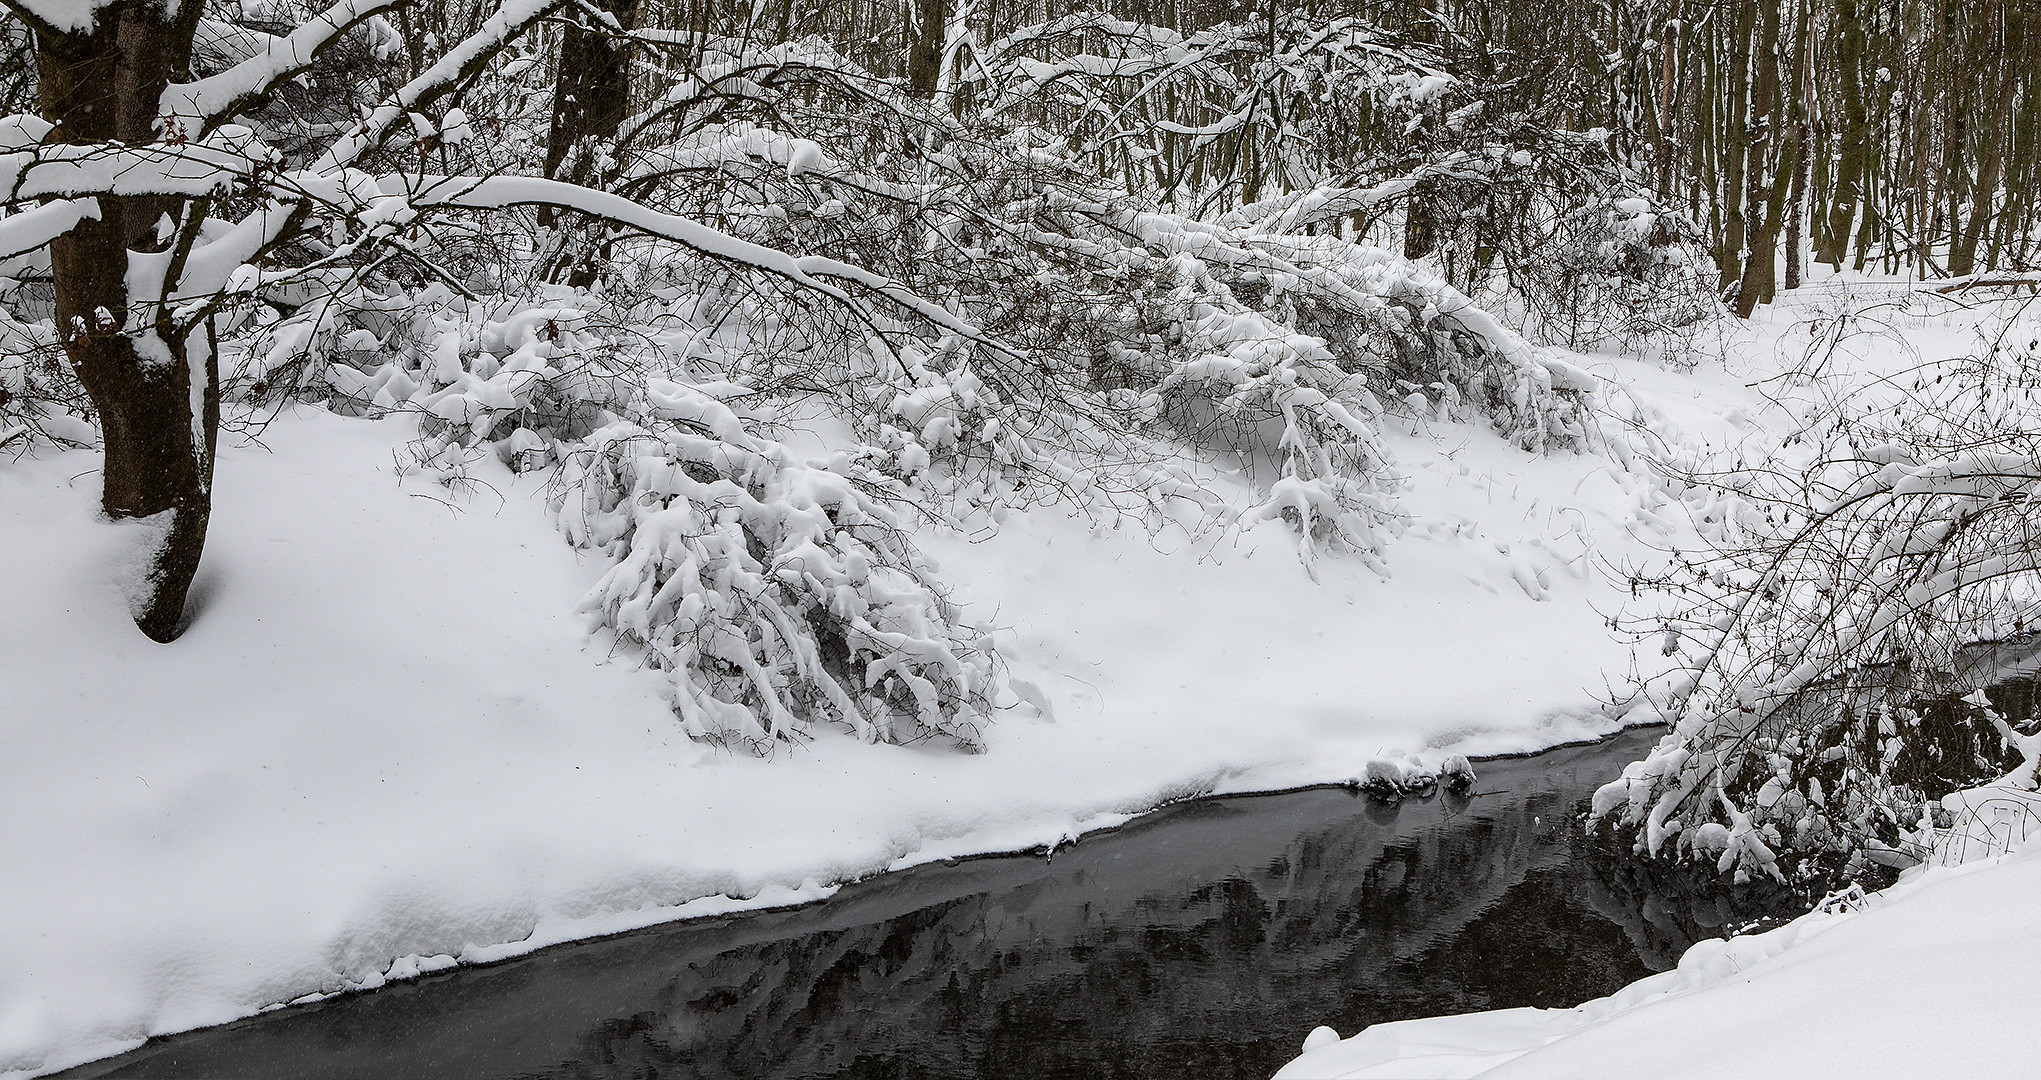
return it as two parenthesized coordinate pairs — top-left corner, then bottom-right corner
(1275, 790), (2041, 1079)
(0, 272), (1963, 1077)
(54, 728), (1721, 1079)
(0, 341), (1738, 1078)
(1270, 273), (2041, 1079)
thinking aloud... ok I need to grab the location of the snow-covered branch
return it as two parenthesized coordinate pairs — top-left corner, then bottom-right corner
(1600, 313), (2041, 876)
(164, 0), (409, 133)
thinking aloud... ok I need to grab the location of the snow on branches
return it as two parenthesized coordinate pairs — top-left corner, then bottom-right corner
(1597, 296), (2041, 878)
(967, 11), (1446, 212)
(0, 1), (1613, 745)
(272, 281), (1000, 754)
(554, 412), (996, 753)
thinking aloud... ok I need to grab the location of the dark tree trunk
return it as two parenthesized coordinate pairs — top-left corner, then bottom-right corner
(907, 0), (952, 97)
(1733, 0), (1784, 317)
(1780, 0), (1811, 293)
(35, 1), (212, 642)
(1717, 0), (1760, 293)
(1822, 0), (1869, 269)
(541, 0), (639, 286)
(1783, 120), (1809, 291)
(1403, 192), (1439, 260)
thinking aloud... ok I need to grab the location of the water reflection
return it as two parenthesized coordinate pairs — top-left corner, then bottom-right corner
(60, 727), (1801, 1080)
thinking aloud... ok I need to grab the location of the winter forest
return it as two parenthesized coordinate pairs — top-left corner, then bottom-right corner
(3, 0), (2041, 1077)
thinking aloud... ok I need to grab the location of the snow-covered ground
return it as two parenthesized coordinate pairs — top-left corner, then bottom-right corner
(2, 273), (2023, 1077)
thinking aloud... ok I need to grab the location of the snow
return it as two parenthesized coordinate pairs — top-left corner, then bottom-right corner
(167, 1), (402, 128)
(398, 175), (988, 343)
(6, 0), (117, 35)
(0, 338), (1719, 1075)
(1274, 274), (2041, 1080)
(0, 200), (100, 262)
(6, 271), (2033, 1078)
(1276, 840), (2041, 1080)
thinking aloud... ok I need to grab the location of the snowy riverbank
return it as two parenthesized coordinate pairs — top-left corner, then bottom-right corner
(2, 274), (2010, 1077)
(0, 369), (1697, 1076)
(1276, 779), (2041, 1080)
(1268, 275), (2041, 1079)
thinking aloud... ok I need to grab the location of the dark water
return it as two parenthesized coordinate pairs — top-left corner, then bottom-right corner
(58, 727), (1803, 1080)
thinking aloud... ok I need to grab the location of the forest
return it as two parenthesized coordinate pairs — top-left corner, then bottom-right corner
(4, 0), (2040, 865)
(3, 2), (2041, 1074)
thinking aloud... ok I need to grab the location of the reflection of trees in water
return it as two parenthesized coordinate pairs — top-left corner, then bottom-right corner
(1576, 819), (1811, 972)
(543, 784), (1694, 1080)
(74, 732), (1804, 1080)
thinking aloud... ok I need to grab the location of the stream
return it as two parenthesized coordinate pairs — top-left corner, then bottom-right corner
(57, 726), (1806, 1080)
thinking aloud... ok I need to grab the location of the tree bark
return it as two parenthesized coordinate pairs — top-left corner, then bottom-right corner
(1821, 0), (1869, 270)
(907, 0), (952, 97)
(1784, 119), (1809, 291)
(1733, 0), (1784, 317)
(1780, 0), (1811, 292)
(35, 1), (213, 642)
(1718, 0), (1760, 293)
(541, 0), (639, 285)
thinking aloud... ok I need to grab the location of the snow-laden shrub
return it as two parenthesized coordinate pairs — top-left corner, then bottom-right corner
(0, 310), (91, 452)
(242, 282), (1000, 753)
(532, 32), (1601, 570)
(1139, 256), (1399, 569)
(755, 164), (1592, 565)
(1236, 228), (1599, 454)
(553, 408), (996, 752)
(1514, 195), (1721, 361)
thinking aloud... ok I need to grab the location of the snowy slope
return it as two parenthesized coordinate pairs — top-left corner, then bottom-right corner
(1275, 830), (2041, 1080)
(2, 324), (1770, 1076)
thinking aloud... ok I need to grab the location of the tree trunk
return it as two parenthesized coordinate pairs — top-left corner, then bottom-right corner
(1404, 197), (1438, 260)
(907, 0), (952, 97)
(1780, 0), (1811, 292)
(1718, 0), (1760, 293)
(1654, 2), (1683, 201)
(1784, 120), (1809, 290)
(1822, 0), (1869, 269)
(35, 1), (213, 642)
(1733, 0), (1784, 316)
(541, 0), (639, 285)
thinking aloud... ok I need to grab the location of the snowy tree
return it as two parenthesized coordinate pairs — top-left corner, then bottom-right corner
(1598, 297), (2041, 877)
(9, 0), (226, 641)
(0, 0), (969, 642)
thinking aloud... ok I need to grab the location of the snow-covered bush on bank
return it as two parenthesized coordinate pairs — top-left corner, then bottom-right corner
(554, 413), (996, 752)
(497, 28), (1601, 569)
(234, 278), (1000, 752)
(0, 4), (1610, 751)
(1597, 295), (2041, 878)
